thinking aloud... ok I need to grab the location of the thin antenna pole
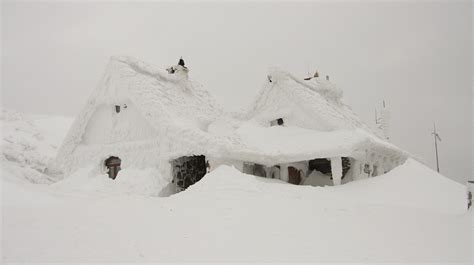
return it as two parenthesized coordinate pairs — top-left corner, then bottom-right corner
(375, 108), (378, 124)
(433, 122), (440, 173)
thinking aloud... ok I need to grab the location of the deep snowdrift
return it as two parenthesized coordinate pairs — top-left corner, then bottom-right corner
(2, 110), (471, 262)
(2, 162), (471, 262)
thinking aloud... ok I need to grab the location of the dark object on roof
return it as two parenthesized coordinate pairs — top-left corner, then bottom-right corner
(166, 67), (176, 74)
(178, 57), (185, 67)
(304, 70), (319, 80)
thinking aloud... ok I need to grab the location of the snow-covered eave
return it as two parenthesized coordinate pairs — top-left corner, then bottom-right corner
(212, 129), (408, 167)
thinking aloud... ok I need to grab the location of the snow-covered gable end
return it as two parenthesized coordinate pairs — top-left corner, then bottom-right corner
(249, 70), (378, 134)
(52, 56), (222, 177)
(51, 56), (408, 195)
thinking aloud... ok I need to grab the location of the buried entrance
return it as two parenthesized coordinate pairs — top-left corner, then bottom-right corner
(171, 155), (208, 191)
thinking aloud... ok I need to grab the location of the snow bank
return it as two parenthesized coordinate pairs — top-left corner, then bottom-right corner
(183, 158), (467, 215)
(333, 158), (468, 214)
(51, 166), (170, 197)
(1, 109), (72, 184)
(3, 157), (470, 262)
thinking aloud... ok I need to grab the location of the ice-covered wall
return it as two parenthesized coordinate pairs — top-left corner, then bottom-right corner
(52, 56), (224, 176)
(81, 101), (157, 145)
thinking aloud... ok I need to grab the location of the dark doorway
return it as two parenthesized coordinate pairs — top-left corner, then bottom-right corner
(309, 158), (332, 174)
(308, 157), (351, 179)
(172, 155), (207, 191)
(105, 156), (121, 179)
(288, 166), (302, 185)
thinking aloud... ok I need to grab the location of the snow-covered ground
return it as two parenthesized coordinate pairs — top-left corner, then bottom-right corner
(1, 110), (472, 263)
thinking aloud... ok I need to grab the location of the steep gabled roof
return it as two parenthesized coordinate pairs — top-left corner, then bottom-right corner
(54, 57), (408, 173)
(56, 56), (222, 161)
(247, 70), (381, 136)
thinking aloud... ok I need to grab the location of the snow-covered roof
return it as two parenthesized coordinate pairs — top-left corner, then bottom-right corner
(207, 120), (407, 166)
(55, 56), (408, 171)
(56, 56), (222, 160)
(247, 70), (381, 135)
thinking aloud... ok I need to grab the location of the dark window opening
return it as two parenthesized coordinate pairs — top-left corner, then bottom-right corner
(288, 166), (302, 185)
(243, 162), (266, 178)
(270, 118), (284, 126)
(115, 105), (121, 113)
(308, 157), (351, 179)
(341, 157), (351, 177)
(309, 158), (331, 175)
(172, 155), (207, 191)
(105, 156), (121, 179)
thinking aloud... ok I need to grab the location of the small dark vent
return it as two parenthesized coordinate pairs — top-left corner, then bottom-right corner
(115, 105), (120, 113)
(270, 118), (284, 126)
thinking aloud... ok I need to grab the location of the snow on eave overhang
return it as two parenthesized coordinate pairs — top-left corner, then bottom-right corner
(210, 124), (409, 166)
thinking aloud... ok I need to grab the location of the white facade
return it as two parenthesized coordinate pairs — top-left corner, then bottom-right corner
(51, 56), (409, 192)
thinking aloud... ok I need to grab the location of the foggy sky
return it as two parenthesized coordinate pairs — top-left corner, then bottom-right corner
(2, 1), (472, 184)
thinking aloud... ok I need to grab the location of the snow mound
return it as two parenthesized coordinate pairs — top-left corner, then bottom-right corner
(52, 166), (170, 197)
(1, 109), (72, 184)
(181, 158), (467, 215)
(3, 154), (470, 262)
(334, 158), (468, 214)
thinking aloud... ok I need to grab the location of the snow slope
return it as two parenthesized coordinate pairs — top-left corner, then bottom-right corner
(2, 162), (471, 263)
(1, 110), (72, 184)
(2, 111), (471, 263)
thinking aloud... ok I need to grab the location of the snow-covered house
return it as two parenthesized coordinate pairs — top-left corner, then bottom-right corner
(208, 70), (408, 187)
(51, 56), (408, 195)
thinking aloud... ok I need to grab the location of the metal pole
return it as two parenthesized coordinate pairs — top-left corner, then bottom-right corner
(433, 122), (440, 173)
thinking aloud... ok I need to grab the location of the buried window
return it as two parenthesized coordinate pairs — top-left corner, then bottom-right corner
(172, 155), (207, 191)
(308, 157), (351, 179)
(243, 162), (266, 178)
(270, 118), (284, 126)
(288, 166), (302, 185)
(105, 156), (121, 179)
(309, 158), (332, 175)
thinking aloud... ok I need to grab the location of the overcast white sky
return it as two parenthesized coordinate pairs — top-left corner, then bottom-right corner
(2, 1), (472, 184)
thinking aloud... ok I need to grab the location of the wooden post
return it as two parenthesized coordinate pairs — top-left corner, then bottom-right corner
(280, 164), (289, 182)
(331, 157), (343, 185)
